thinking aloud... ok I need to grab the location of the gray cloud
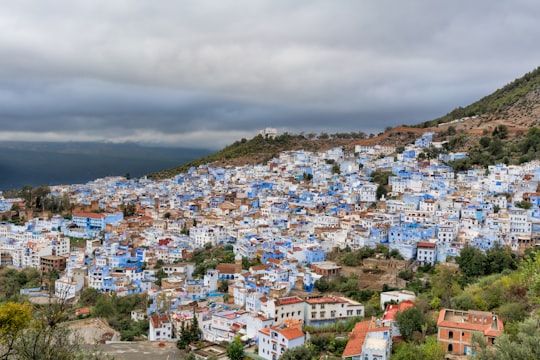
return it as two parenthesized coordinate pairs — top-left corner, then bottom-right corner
(0, 1), (539, 149)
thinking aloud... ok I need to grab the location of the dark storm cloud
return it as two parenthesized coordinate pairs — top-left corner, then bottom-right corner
(0, 1), (539, 148)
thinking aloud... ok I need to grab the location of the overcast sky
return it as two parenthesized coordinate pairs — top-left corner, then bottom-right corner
(0, 1), (539, 149)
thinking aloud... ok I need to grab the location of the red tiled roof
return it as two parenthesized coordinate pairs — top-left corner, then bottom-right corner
(437, 309), (504, 337)
(305, 296), (347, 304)
(417, 241), (436, 248)
(342, 321), (370, 357)
(275, 296), (304, 306)
(277, 327), (304, 341)
(150, 314), (170, 328)
(382, 300), (414, 321)
(73, 212), (107, 219)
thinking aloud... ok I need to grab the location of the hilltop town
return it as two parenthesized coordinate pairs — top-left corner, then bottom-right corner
(1, 129), (539, 359)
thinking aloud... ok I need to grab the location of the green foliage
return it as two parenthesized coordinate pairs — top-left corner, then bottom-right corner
(0, 267), (41, 302)
(376, 184), (387, 200)
(226, 336), (244, 360)
(309, 335), (348, 356)
(492, 124), (509, 139)
(456, 245), (517, 284)
(89, 293), (146, 338)
(398, 270), (414, 281)
(474, 316), (540, 360)
(514, 200), (532, 209)
(79, 288), (100, 307)
(0, 300), (109, 359)
(392, 337), (445, 360)
(430, 264), (462, 308)
(479, 136), (491, 148)
(456, 245), (487, 279)
(0, 302), (33, 359)
(149, 132), (340, 179)
(121, 203), (136, 217)
(395, 307), (425, 342)
(370, 170), (394, 186)
(280, 344), (318, 360)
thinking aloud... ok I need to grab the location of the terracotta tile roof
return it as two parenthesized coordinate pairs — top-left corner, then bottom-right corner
(275, 296), (304, 306)
(417, 241), (436, 248)
(150, 313), (170, 328)
(382, 300), (414, 322)
(277, 327), (304, 341)
(73, 212), (107, 219)
(341, 320), (370, 358)
(305, 296), (347, 304)
(437, 309), (504, 337)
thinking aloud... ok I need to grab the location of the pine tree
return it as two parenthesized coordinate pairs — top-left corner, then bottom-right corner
(177, 321), (190, 349)
(190, 310), (201, 343)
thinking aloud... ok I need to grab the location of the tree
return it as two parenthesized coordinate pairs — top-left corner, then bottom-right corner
(0, 300), (108, 360)
(392, 337), (444, 360)
(190, 311), (201, 343)
(455, 245), (487, 279)
(488, 316), (540, 360)
(431, 264), (461, 308)
(226, 336), (244, 360)
(485, 246), (516, 274)
(492, 124), (508, 139)
(177, 321), (190, 350)
(394, 307), (425, 342)
(376, 184), (387, 200)
(279, 344), (317, 360)
(0, 302), (33, 359)
(479, 136), (491, 148)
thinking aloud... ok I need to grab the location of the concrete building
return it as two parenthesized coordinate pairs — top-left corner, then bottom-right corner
(437, 309), (504, 356)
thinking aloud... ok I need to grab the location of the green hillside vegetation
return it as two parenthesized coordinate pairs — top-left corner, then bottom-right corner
(444, 126), (540, 171)
(148, 132), (366, 180)
(418, 66), (540, 127)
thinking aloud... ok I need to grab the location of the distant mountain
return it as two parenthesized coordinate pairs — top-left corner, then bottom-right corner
(0, 142), (212, 191)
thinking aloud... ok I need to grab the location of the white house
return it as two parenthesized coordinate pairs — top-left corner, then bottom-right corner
(261, 296), (305, 324)
(304, 295), (364, 326)
(149, 314), (173, 341)
(258, 325), (305, 360)
(379, 290), (416, 310)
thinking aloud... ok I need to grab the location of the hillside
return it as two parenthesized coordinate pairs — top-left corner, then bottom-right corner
(148, 133), (359, 179)
(418, 66), (540, 130)
(150, 65), (540, 179)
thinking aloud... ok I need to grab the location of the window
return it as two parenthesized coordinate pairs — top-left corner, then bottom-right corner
(449, 331), (454, 339)
(311, 312), (316, 318)
(448, 344), (453, 352)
